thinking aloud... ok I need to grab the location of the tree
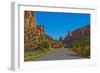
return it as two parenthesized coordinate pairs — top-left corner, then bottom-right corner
(43, 40), (50, 48)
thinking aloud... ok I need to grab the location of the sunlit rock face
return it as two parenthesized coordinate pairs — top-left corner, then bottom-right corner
(24, 11), (64, 49)
(62, 25), (90, 46)
(24, 11), (38, 49)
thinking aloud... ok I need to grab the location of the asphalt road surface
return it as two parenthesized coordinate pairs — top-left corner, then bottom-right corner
(34, 48), (82, 61)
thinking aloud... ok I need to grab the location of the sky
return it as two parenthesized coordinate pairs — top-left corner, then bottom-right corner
(35, 11), (90, 40)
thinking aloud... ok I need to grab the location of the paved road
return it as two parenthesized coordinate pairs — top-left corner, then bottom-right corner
(34, 48), (82, 61)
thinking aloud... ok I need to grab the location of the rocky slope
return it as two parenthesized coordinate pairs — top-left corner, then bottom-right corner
(61, 25), (90, 47)
(24, 11), (63, 49)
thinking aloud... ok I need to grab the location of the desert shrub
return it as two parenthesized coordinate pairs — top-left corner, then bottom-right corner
(71, 35), (90, 57)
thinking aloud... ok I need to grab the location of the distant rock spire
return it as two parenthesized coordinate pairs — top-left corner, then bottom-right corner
(68, 31), (72, 37)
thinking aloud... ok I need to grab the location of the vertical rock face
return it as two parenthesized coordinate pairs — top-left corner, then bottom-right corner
(24, 11), (37, 49)
(24, 11), (36, 27)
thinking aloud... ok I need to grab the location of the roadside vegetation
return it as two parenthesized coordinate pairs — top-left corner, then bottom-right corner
(70, 35), (90, 58)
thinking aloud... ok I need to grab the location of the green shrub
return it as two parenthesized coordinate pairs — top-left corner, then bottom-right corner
(71, 35), (90, 57)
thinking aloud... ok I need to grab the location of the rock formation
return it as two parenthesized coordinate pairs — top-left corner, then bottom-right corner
(24, 11), (63, 49)
(61, 25), (90, 47)
(24, 11), (38, 49)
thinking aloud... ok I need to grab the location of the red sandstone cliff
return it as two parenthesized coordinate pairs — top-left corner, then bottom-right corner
(62, 25), (90, 46)
(24, 11), (38, 49)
